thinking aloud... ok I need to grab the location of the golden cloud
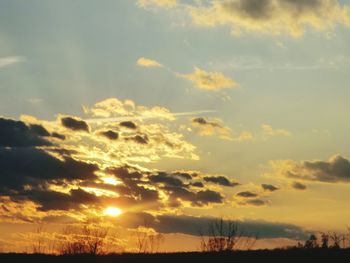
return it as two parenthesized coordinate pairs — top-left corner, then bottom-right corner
(261, 124), (292, 137)
(136, 57), (163, 68)
(137, 0), (177, 8)
(188, 0), (350, 37)
(178, 67), (237, 91)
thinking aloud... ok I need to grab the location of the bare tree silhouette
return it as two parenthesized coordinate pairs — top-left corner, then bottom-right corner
(31, 224), (46, 254)
(57, 224), (108, 255)
(320, 232), (329, 249)
(199, 218), (257, 252)
(304, 234), (318, 249)
(134, 218), (165, 253)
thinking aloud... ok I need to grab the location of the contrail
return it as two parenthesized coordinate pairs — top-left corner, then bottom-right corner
(84, 110), (217, 124)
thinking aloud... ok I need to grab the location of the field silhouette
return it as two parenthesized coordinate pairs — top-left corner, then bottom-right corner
(1, 249), (350, 263)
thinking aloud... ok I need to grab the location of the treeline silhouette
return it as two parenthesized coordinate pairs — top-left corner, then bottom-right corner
(1, 218), (349, 262)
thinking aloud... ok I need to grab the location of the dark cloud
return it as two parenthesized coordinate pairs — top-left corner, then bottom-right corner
(223, 0), (274, 20)
(164, 186), (223, 207)
(192, 117), (220, 127)
(0, 117), (52, 147)
(150, 172), (185, 187)
(134, 185), (159, 202)
(288, 155), (350, 183)
(99, 130), (119, 140)
(110, 167), (144, 182)
(244, 199), (268, 206)
(125, 134), (149, 144)
(120, 121), (137, 129)
(51, 132), (65, 140)
(22, 188), (99, 211)
(28, 124), (51, 137)
(195, 190), (223, 205)
(61, 117), (89, 132)
(191, 181), (204, 188)
(118, 212), (156, 229)
(292, 182), (307, 190)
(133, 134), (149, 144)
(236, 191), (258, 198)
(203, 176), (238, 187)
(172, 171), (194, 180)
(0, 147), (98, 193)
(119, 213), (308, 240)
(261, 184), (279, 191)
(108, 167), (159, 203)
(109, 168), (225, 207)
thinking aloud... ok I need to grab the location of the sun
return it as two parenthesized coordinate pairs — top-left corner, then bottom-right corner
(104, 207), (122, 217)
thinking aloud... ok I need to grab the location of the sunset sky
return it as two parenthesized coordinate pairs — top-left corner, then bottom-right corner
(1, 0), (350, 253)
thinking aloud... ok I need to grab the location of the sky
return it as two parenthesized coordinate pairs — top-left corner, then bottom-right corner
(1, 0), (350, 253)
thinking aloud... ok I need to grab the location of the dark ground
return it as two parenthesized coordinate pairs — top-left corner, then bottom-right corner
(1, 249), (350, 263)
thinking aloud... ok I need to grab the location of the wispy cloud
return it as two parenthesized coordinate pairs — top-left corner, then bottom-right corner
(84, 109), (217, 123)
(137, 0), (178, 9)
(137, 57), (163, 68)
(262, 124), (292, 137)
(177, 67), (237, 91)
(137, 57), (238, 92)
(208, 56), (345, 71)
(0, 56), (25, 69)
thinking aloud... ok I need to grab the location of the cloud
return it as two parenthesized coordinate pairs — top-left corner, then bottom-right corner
(178, 67), (237, 91)
(83, 97), (175, 120)
(261, 184), (279, 191)
(196, 189), (223, 205)
(125, 134), (149, 144)
(292, 182), (307, 190)
(98, 130), (119, 140)
(270, 155), (350, 183)
(243, 198), (268, 206)
(191, 117), (233, 140)
(191, 118), (253, 142)
(136, 58), (238, 93)
(0, 99), (239, 223)
(61, 116), (90, 132)
(0, 56), (25, 69)
(23, 188), (99, 211)
(203, 175), (239, 187)
(110, 166), (227, 209)
(188, 0), (350, 37)
(191, 181), (204, 188)
(172, 171), (196, 180)
(262, 124), (292, 137)
(0, 147), (98, 194)
(150, 172), (185, 187)
(51, 132), (66, 140)
(234, 191), (269, 206)
(120, 121), (138, 130)
(137, 0), (177, 9)
(0, 117), (53, 147)
(236, 191), (259, 198)
(136, 57), (163, 67)
(119, 213), (308, 239)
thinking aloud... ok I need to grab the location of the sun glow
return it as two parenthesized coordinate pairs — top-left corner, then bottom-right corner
(102, 177), (121, 186)
(104, 207), (122, 217)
